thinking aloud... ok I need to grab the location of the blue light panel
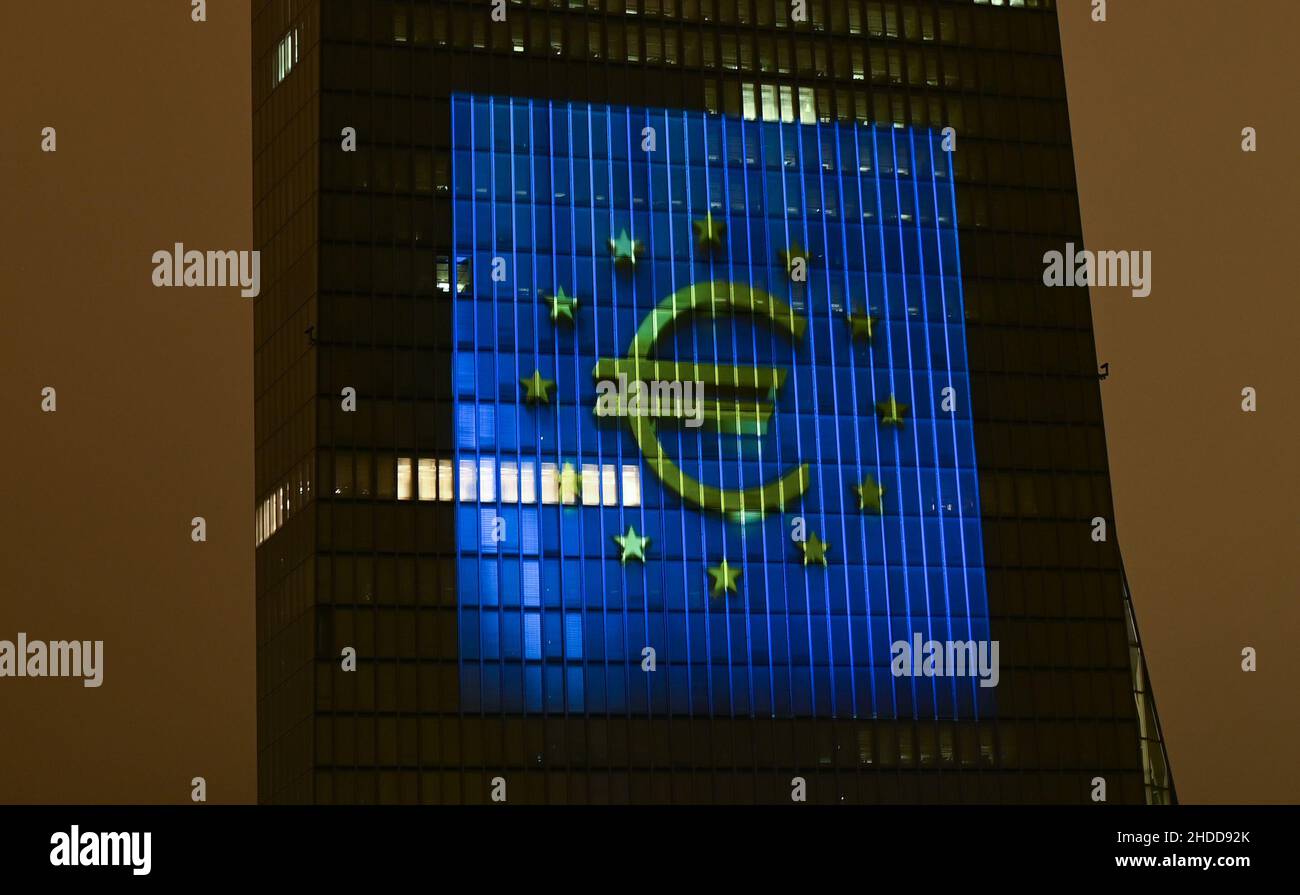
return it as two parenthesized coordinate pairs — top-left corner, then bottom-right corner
(451, 94), (991, 720)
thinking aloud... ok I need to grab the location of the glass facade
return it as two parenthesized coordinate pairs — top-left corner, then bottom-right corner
(451, 94), (991, 720)
(253, 0), (1173, 805)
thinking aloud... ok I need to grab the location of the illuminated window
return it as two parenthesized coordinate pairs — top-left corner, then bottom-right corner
(397, 458), (413, 500)
(601, 466), (618, 507)
(867, 2), (884, 38)
(500, 461), (519, 503)
(626, 24), (640, 62)
(903, 5), (919, 40)
(438, 459), (454, 501)
(520, 462), (536, 504)
(798, 87), (817, 125)
(478, 458), (496, 502)
(620, 466), (641, 507)
(272, 28), (299, 89)
(581, 464), (600, 506)
(540, 462), (559, 504)
(721, 35), (737, 70)
(458, 459), (477, 502)
(560, 464), (581, 505)
(417, 458), (437, 501)
(760, 84), (778, 122)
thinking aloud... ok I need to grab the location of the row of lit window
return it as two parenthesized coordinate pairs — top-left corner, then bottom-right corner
(381, 1), (1052, 49)
(255, 457), (315, 546)
(272, 27), (300, 88)
(330, 453), (644, 507)
(382, 10), (1017, 82)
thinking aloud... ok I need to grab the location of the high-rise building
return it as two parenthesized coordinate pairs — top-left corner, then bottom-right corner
(252, 0), (1174, 805)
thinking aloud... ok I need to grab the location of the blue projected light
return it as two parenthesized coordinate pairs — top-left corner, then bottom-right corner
(450, 94), (992, 720)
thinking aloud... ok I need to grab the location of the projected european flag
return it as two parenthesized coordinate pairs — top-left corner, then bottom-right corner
(450, 93), (991, 720)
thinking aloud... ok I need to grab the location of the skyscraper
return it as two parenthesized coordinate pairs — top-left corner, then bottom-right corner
(252, 0), (1173, 805)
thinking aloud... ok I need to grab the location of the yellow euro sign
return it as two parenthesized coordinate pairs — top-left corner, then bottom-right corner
(592, 281), (810, 522)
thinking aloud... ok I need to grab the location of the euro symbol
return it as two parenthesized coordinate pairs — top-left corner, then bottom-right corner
(593, 280), (810, 521)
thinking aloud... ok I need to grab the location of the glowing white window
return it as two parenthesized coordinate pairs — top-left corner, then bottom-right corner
(519, 461), (537, 504)
(581, 464), (600, 506)
(601, 465), (618, 507)
(798, 87), (817, 125)
(500, 461), (519, 504)
(417, 458), (436, 501)
(621, 465), (642, 507)
(272, 28), (300, 88)
(541, 463), (560, 505)
(397, 458), (413, 501)
(761, 84), (778, 122)
(438, 459), (454, 502)
(560, 465), (581, 505)
(478, 458), (496, 503)
(459, 458), (478, 502)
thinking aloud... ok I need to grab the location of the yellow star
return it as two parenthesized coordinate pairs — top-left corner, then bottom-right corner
(612, 525), (650, 563)
(845, 308), (876, 342)
(707, 559), (742, 598)
(608, 229), (643, 266)
(853, 475), (886, 513)
(693, 213), (727, 252)
(548, 287), (578, 324)
(799, 533), (830, 566)
(778, 241), (807, 278)
(559, 462), (583, 502)
(876, 394), (909, 426)
(520, 370), (555, 404)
